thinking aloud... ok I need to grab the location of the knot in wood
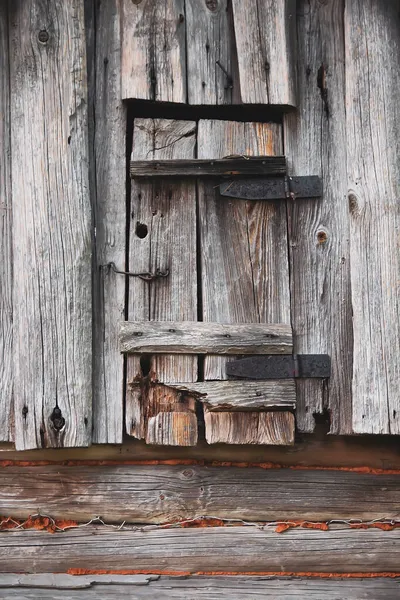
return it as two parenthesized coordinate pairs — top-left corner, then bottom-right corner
(38, 30), (49, 44)
(206, 0), (218, 11)
(182, 468), (194, 479)
(50, 407), (65, 431)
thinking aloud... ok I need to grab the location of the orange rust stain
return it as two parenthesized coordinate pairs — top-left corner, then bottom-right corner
(1, 459), (400, 475)
(350, 522), (400, 531)
(66, 568), (400, 578)
(167, 517), (226, 529)
(0, 515), (78, 534)
(275, 521), (329, 533)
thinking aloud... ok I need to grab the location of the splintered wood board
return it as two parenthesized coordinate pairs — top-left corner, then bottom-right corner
(9, 0), (92, 449)
(126, 119), (198, 445)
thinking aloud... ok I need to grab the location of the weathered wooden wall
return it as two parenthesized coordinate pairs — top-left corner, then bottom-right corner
(0, 2), (13, 442)
(8, 0), (92, 450)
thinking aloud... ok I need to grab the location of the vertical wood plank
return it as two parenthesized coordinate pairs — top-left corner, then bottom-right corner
(121, 0), (186, 103)
(284, 0), (352, 434)
(90, 0), (126, 443)
(232, 0), (296, 106)
(185, 0), (238, 105)
(0, 2), (13, 442)
(9, 0), (92, 449)
(126, 118), (198, 445)
(198, 120), (289, 381)
(346, 0), (400, 434)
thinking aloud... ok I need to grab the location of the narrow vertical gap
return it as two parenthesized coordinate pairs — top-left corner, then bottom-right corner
(183, 0), (189, 105)
(195, 121), (204, 383)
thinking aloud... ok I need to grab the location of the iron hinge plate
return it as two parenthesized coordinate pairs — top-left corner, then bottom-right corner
(219, 175), (322, 201)
(226, 354), (331, 379)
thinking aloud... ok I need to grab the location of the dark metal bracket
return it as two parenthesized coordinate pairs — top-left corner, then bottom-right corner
(219, 176), (322, 201)
(104, 262), (170, 282)
(226, 354), (331, 380)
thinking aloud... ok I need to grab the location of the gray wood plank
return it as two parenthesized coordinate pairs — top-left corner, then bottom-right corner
(167, 380), (296, 411)
(204, 411), (295, 445)
(90, 0), (126, 443)
(2, 526), (400, 574)
(120, 321), (292, 355)
(121, 0), (186, 102)
(345, 0), (400, 434)
(232, 0), (296, 106)
(185, 0), (238, 105)
(0, 574), (157, 589)
(130, 157), (286, 178)
(1, 576), (399, 599)
(0, 2), (13, 442)
(126, 119), (198, 445)
(197, 120), (290, 382)
(9, 0), (92, 449)
(284, 0), (352, 434)
(3, 464), (400, 524)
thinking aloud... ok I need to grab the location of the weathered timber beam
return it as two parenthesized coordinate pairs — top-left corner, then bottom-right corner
(1, 465), (399, 523)
(165, 380), (296, 410)
(130, 156), (287, 178)
(2, 526), (400, 574)
(119, 322), (292, 355)
(1, 575), (399, 599)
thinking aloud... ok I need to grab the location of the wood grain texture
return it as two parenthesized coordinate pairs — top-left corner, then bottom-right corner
(9, 0), (92, 449)
(197, 120), (290, 382)
(0, 3), (13, 442)
(204, 411), (294, 445)
(284, 0), (352, 434)
(1, 576), (400, 599)
(2, 526), (400, 574)
(126, 119), (198, 445)
(345, 0), (400, 434)
(4, 464), (399, 523)
(232, 0), (296, 106)
(121, 0), (186, 102)
(185, 0), (238, 105)
(130, 156), (287, 178)
(91, 0), (126, 443)
(0, 574), (157, 589)
(167, 380), (296, 411)
(120, 321), (292, 355)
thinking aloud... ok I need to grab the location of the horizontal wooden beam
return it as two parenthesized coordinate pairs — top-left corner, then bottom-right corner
(2, 526), (400, 574)
(1, 574), (399, 599)
(1, 465), (399, 523)
(119, 322), (292, 355)
(130, 156), (287, 178)
(165, 380), (296, 411)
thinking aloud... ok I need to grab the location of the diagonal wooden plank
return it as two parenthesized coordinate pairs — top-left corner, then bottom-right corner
(284, 0), (352, 434)
(0, 2), (13, 442)
(126, 118), (198, 445)
(9, 0), (92, 449)
(121, 0), (186, 102)
(345, 0), (400, 434)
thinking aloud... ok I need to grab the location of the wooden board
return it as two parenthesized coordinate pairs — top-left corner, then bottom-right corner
(167, 380), (296, 411)
(90, 0), (126, 443)
(121, 0), (186, 102)
(197, 120), (290, 380)
(130, 156), (287, 178)
(126, 119), (198, 445)
(1, 575), (399, 599)
(232, 0), (296, 106)
(2, 526), (400, 574)
(345, 0), (400, 434)
(0, 2), (13, 442)
(120, 321), (292, 355)
(283, 0), (352, 434)
(9, 0), (92, 449)
(185, 0), (238, 105)
(204, 411), (295, 445)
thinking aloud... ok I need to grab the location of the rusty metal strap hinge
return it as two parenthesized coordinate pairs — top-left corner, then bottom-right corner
(219, 176), (322, 201)
(226, 354), (331, 379)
